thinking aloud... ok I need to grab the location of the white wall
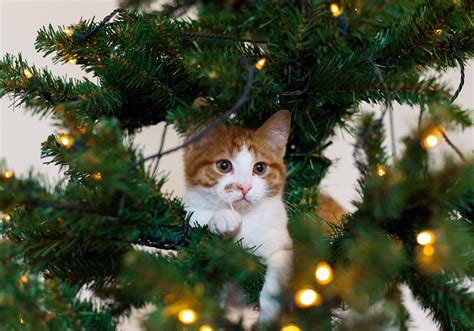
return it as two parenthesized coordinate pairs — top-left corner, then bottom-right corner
(1, 1), (473, 330)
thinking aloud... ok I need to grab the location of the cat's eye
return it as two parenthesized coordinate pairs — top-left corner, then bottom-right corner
(216, 159), (232, 173)
(253, 162), (267, 175)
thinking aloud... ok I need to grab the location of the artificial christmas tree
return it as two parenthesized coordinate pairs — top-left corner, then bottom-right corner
(0, 0), (473, 330)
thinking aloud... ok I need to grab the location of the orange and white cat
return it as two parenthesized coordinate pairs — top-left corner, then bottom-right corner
(183, 110), (293, 324)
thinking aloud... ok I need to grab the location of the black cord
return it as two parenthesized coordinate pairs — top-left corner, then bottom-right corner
(441, 33), (466, 162)
(448, 34), (465, 103)
(179, 31), (266, 44)
(72, 8), (123, 41)
(330, 8), (395, 170)
(28, 76), (55, 103)
(73, 8), (266, 44)
(133, 64), (260, 168)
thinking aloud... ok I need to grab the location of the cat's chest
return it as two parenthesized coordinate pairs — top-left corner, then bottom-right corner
(238, 199), (290, 259)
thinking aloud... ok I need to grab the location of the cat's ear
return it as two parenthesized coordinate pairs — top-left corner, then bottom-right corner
(185, 97), (212, 148)
(256, 110), (291, 157)
(185, 97), (208, 140)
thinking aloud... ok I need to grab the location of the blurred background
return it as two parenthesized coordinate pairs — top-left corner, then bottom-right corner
(1, 1), (472, 330)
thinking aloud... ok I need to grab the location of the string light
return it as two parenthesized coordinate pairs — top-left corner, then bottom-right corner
(68, 57), (78, 65)
(2, 168), (14, 179)
(54, 105), (64, 114)
(46, 310), (56, 321)
(77, 125), (87, 134)
(330, 3), (343, 17)
(423, 244), (435, 256)
(423, 134), (439, 148)
(417, 230), (436, 246)
(421, 128), (442, 149)
(64, 28), (74, 37)
(92, 172), (102, 181)
(434, 29), (443, 36)
(281, 324), (301, 331)
(208, 70), (219, 79)
(20, 275), (28, 284)
(199, 325), (214, 331)
(178, 309), (197, 325)
(315, 262), (333, 285)
(0, 212), (11, 222)
(58, 134), (74, 149)
(23, 68), (33, 79)
(295, 288), (320, 308)
(376, 165), (386, 177)
(255, 58), (267, 70)
(19, 315), (24, 324)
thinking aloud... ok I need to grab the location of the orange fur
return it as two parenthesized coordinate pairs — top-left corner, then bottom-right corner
(316, 192), (346, 233)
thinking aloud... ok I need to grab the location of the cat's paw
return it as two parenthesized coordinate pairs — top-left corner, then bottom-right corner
(208, 209), (242, 236)
(257, 297), (280, 326)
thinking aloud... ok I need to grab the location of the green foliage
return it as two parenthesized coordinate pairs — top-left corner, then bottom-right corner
(0, 0), (473, 330)
(0, 240), (116, 330)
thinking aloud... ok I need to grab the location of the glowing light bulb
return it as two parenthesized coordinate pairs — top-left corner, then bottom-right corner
(92, 172), (102, 181)
(377, 165), (386, 177)
(330, 3), (343, 17)
(295, 288), (320, 308)
(0, 213), (11, 222)
(315, 262), (333, 285)
(64, 28), (74, 37)
(58, 134), (74, 149)
(178, 309), (197, 325)
(423, 134), (439, 148)
(68, 57), (78, 65)
(421, 128), (442, 149)
(208, 70), (219, 79)
(2, 169), (14, 179)
(23, 68), (33, 79)
(417, 231), (435, 246)
(77, 125), (87, 134)
(423, 244), (435, 256)
(46, 310), (56, 321)
(255, 58), (267, 70)
(55, 105), (64, 114)
(434, 29), (443, 36)
(199, 325), (214, 331)
(19, 315), (24, 324)
(20, 275), (28, 284)
(281, 324), (301, 331)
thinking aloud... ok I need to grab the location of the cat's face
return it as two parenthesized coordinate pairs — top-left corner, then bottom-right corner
(184, 110), (291, 211)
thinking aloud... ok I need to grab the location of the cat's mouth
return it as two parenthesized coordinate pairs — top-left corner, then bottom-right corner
(234, 197), (250, 203)
(231, 198), (252, 212)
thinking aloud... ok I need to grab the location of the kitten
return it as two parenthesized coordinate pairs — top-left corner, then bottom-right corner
(183, 110), (293, 325)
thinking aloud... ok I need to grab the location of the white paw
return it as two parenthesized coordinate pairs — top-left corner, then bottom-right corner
(208, 209), (242, 236)
(258, 296), (280, 325)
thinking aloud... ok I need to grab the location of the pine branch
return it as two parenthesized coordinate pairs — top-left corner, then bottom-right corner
(404, 269), (474, 331)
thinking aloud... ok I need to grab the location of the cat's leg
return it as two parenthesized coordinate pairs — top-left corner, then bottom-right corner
(208, 209), (242, 236)
(187, 208), (241, 236)
(257, 247), (293, 325)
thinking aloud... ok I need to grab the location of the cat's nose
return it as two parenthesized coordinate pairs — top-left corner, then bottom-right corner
(237, 184), (252, 196)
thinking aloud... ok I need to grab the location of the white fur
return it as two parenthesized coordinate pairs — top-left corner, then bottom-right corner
(184, 146), (292, 324)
